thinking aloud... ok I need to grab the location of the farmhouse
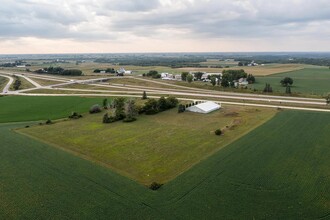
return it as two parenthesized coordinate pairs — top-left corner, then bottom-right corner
(186, 101), (221, 114)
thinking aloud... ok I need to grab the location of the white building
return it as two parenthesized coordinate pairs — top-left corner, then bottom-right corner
(186, 101), (221, 114)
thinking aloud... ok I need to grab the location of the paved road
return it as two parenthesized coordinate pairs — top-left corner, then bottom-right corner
(1, 71), (328, 112)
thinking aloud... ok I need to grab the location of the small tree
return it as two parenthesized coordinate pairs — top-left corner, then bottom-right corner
(215, 129), (222, 136)
(113, 97), (126, 120)
(144, 99), (159, 115)
(281, 77), (293, 87)
(181, 72), (189, 81)
(178, 104), (185, 113)
(210, 76), (216, 86)
(103, 98), (108, 109)
(142, 91), (148, 100)
(89, 104), (102, 114)
(285, 86), (291, 94)
(149, 182), (163, 190)
(221, 78), (229, 87)
(187, 74), (193, 83)
(124, 99), (137, 122)
(247, 74), (255, 84)
(194, 72), (204, 81)
(263, 83), (273, 93)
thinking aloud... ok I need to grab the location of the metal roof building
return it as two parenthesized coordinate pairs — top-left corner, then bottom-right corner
(186, 101), (221, 114)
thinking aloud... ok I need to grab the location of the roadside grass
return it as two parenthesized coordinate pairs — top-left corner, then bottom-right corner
(28, 77), (64, 86)
(9, 76), (35, 91)
(0, 96), (105, 123)
(253, 66), (330, 96)
(19, 106), (276, 185)
(0, 76), (9, 91)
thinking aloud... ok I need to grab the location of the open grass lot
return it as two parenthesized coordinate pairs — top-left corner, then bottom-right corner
(28, 77), (65, 86)
(1, 110), (330, 219)
(18, 106), (276, 185)
(179, 64), (305, 76)
(0, 96), (104, 123)
(0, 76), (9, 91)
(253, 66), (330, 96)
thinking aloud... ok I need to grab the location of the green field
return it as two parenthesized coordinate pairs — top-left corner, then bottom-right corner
(0, 96), (105, 123)
(0, 76), (9, 91)
(19, 106), (276, 185)
(253, 66), (330, 96)
(1, 110), (330, 219)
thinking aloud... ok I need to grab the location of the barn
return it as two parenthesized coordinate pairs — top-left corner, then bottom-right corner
(186, 101), (221, 114)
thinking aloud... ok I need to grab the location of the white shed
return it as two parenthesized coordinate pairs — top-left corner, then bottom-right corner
(186, 101), (221, 114)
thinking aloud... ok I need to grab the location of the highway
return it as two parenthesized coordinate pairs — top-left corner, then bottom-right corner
(0, 71), (328, 113)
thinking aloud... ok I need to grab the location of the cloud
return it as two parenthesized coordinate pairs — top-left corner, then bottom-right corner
(1, 0), (330, 52)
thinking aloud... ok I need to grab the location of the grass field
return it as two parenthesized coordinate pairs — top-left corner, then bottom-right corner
(254, 66), (330, 96)
(0, 96), (105, 123)
(18, 106), (276, 185)
(28, 77), (64, 86)
(9, 76), (35, 91)
(0, 76), (9, 91)
(1, 110), (330, 219)
(179, 64), (305, 76)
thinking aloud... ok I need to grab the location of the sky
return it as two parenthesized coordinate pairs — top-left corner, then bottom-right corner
(1, 0), (330, 54)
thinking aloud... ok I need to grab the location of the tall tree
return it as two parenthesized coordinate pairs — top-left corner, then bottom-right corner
(281, 77), (294, 87)
(142, 91), (147, 100)
(210, 76), (216, 86)
(187, 74), (193, 83)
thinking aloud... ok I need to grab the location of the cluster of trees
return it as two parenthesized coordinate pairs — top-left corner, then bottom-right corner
(263, 83), (273, 93)
(35, 66), (82, 76)
(143, 96), (179, 115)
(93, 68), (116, 73)
(145, 70), (161, 79)
(221, 70), (250, 88)
(12, 76), (21, 90)
(102, 98), (137, 123)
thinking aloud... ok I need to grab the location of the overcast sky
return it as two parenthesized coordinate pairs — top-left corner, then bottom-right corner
(1, 0), (330, 54)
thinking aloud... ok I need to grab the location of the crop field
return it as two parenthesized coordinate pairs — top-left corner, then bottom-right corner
(0, 96), (105, 123)
(1, 109), (330, 219)
(18, 106), (276, 185)
(253, 66), (330, 96)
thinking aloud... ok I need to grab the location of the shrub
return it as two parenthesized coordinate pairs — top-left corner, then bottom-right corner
(178, 104), (186, 113)
(89, 104), (102, 114)
(149, 182), (163, 191)
(123, 117), (137, 123)
(69, 112), (82, 119)
(215, 129), (222, 136)
(46, 119), (52, 125)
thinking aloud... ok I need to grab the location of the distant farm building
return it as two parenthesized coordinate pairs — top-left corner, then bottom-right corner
(186, 101), (221, 114)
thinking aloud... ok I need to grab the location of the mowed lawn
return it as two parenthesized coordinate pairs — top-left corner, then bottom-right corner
(1, 110), (330, 219)
(0, 76), (9, 91)
(0, 96), (104, 123)
(253, 66), (330, 95)
(19, 106), (276, 185)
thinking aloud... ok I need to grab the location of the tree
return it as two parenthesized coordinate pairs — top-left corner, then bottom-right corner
(158, 96), (168, 112)
(165, 96), (178, 108)
(215, 129), (222, 136)
(113, 97), (126, 120)
(142, 91), (147, 100)
(263, 83), (273, 93)
(238, 62), (243, 66)
(285, 85), (291, 94)
(178, 104), (185, 113)
(103, 98), (108, 109)
(124, 99), (137, 122)
(281, 77), (293, 87)
(144, 99), (159, 115)
(210, 76), (216, 86)
(221, 78), (229, 87)
(194, 72), (204, 81)
(89, 104), (101, 114)
(181, 72), (189, 81)
(247, 74), (255, 84)
(187, 74), (193, 83)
